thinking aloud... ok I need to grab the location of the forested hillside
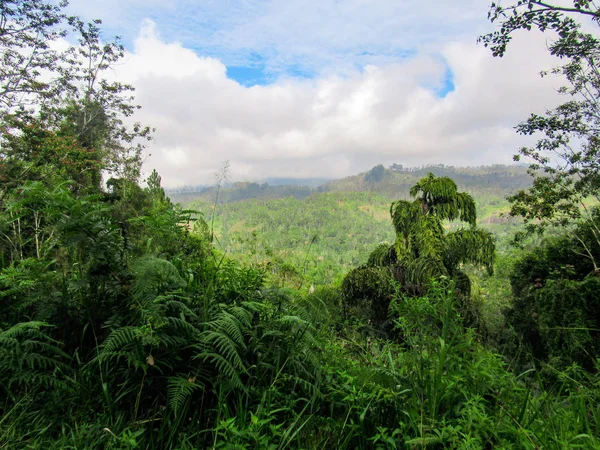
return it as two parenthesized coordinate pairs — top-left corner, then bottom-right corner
(191, 192), (395, 286)
(1, 1), (600, 449)
(324, 164), (532, 199)
(179, 164), (529, 293)
(167, 164), (532, 207)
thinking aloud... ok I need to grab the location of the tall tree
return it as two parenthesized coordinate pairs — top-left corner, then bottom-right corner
(0, 3), (152, 190)
(0, 0), (71, 111)
(52, 19), (153, 183)
(390, 173), (494, 284)
(481, 2), (600, 240)
(342, 174), (495, 327)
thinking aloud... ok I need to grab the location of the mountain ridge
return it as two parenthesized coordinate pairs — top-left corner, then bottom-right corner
(167, 163), (532, 205)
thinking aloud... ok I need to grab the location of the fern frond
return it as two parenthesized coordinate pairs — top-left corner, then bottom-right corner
(390, 200), (421, 239)
(412, 213), (445, 259)
(444, 228), (496, 274)
(405, 257), (447, 286)
(193, 350), (245, 390)
(100, 326), (141, 355)
(200, 331), (246, 365)
(225, 306), (254, 329)
(0, 322), (69, 392)
(167, 376), (205, 413)
(131, 256), (185, 304)
(409, 173), (458, 202)
(367, 243), (397, 267)
(165, 317), (200, 337)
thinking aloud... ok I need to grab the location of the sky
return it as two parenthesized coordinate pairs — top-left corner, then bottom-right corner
(66, 0), (566, 188)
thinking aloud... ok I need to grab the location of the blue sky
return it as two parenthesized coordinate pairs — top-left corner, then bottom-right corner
(68, 0), (477, 89)
(64, 0), (563, 186)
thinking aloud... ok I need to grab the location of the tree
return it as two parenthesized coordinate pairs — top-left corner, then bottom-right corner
(0, 0), (71, 111)
(506, 211), (600, 370)
(481, 1), (600, 58)
(480, 2), (600, 241)
(0, 119), (102, 198)
(342, 174), (495, 328)
(51, 19), (153, 182)
(390, 174), (495, 283)
(0, 4), (152, 190)
(364, 164), (386, 183)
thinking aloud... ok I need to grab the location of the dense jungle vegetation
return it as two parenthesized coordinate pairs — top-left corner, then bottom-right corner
(1, 1), (600, 449)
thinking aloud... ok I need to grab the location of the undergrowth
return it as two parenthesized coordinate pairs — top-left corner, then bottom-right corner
(0, 179), (598, 449)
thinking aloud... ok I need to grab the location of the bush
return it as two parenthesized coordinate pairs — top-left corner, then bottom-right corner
(340, 266), (395, 329)
(507, 214), (600, 370)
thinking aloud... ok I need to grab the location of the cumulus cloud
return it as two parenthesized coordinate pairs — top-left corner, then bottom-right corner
(109, 19), (564, 187)
(68, 0), (493, 76)
(62, 0), (572, 187)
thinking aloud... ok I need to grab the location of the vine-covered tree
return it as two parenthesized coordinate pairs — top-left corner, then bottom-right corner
(507, 210), (600, 370)
(342, 173), (495, 327)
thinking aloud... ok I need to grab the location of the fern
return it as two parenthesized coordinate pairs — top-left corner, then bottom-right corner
(367, 243), (397, 267)
(0, 322), (69, 393)
(167, 376), (205, 413)
(193, 347), (246, 390)
(131, 256), (185, 305)
(101, 326), (142, 355)
(444, 228), (496, 275)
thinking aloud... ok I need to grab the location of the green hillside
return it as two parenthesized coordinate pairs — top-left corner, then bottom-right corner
(181, 165), (528, 288)
(168, 164), (532, 208)
(190, 192), (396, 286)
(324, 164), (532, 199)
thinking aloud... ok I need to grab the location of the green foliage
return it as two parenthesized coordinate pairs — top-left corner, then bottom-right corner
(0, 321), (69, 397)
(444, 228), (496, 275)
(481, 1), (600, 242)
(507, 214), (600, 370)
(2, 4), (600, 448)
(341, 266), (395, 327)
(0, 0), (69, 110)
(190, 192), (396, 286)
(366, 243), (397, 267)
(1, 167), (599, 449)
(0, 3), (152, 188)
(314, 282), (600, 449)
(391, 174), (495, 279)
(409, 173), (476, 225)
(342, 174), (495, 328)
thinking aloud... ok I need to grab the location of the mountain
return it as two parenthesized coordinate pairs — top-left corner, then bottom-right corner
(322, 164), (532, 199)
(167, 164), (532, 206)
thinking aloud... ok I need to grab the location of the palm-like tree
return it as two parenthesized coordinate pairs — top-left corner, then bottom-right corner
(342, 173), (495, 326)
(392, 173), (494, 284)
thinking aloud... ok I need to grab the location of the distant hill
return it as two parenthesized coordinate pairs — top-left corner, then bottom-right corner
(264, 177), (331, 187)
(167, 182), (315, 206)
(321, 164), (532, 200)
(167, 164), (532, 206)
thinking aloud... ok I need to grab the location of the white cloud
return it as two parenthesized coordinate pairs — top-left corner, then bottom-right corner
(108, 19), (566, 188)
(68, 0), (494, 76)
